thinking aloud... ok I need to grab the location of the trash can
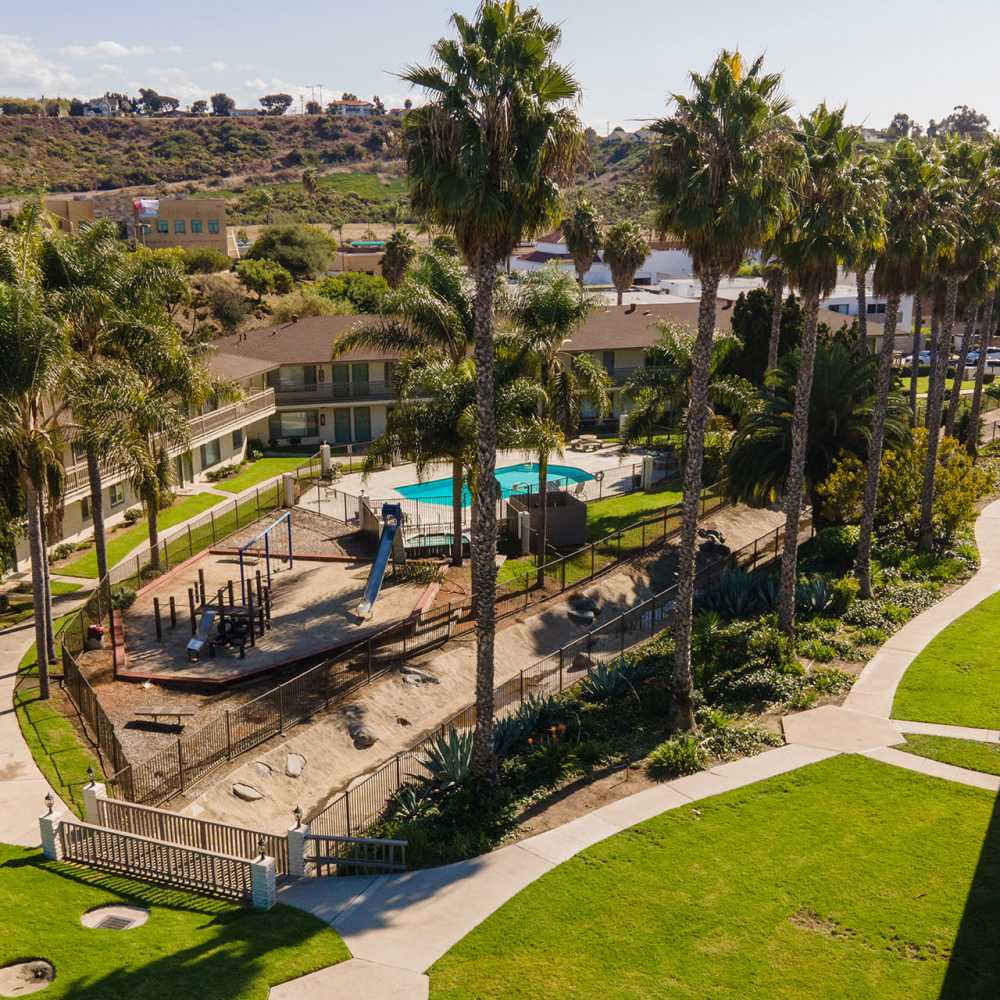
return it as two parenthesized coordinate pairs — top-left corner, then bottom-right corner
(86, 623), (106, 651)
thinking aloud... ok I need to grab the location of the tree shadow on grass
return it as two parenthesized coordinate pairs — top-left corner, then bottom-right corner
(940, 787), (1000, 999)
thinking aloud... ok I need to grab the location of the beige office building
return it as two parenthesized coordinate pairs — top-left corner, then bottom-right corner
(134, 196), (228, 254)
(43, 197), (96, 233)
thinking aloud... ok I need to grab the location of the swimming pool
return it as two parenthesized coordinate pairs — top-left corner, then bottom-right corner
(396, 462), (593, 507)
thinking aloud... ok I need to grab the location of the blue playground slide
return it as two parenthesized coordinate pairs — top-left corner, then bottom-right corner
(358, 504), (403, 618)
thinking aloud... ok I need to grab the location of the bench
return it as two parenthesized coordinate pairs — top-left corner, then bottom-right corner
(133, 708), (195, 728)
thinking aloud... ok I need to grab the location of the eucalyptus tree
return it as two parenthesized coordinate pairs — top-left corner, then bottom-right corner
(649, 50), (801, 729)
(333, 249), (475, 565)
(919, 139), (1000, 551)
(855, 139), (951, 598)
(562, 198), (602, 286)
(776, 105), (880, 633)
(0, 206), (68, 697)
(505, 267), (608, 582)
(602, 220), (650, 306)
(402, 2), (583, 782)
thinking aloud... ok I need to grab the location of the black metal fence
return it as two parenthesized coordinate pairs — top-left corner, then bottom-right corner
(308, 511), (813, 839)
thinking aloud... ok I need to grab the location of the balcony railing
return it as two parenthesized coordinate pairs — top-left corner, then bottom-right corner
(62, 388), (276, 498)
(274, 380), (396, 405)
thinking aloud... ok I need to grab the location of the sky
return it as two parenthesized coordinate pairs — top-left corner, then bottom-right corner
(3, 0), (999, 133)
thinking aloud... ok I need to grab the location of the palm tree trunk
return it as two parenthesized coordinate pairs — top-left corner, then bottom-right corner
(616, 286), (623, 307)
(919, 276), (960, 552)
(670, 265), (721, 733)
(856, 269), (868, 352)
(967, 290), (995, 457)
(924, 309), (940, 429)
(536, 450), (549, 589)
(855, 293), (900, 599)
(766, 269), (784, 373)
(777, 292), (822, 634)
(909, 293), (922, 425)
(38, 493), (56, 665)
(146, 488), (161, 572)
(470, 248), (499, 784)
(86, 446), (109, 582)
(450, 459), (464, 567)
(945, 307), (977, 438)
(22, 475), (50, 699)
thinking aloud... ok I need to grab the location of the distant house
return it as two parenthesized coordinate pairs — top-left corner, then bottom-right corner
(231, 108), (261, 118)
(83, 97), (115, 117)
(327, 99), (374, 118)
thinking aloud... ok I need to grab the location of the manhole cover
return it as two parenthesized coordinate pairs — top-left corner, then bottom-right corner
(0, 959), (54, 997)
(80, 905), (149, 931)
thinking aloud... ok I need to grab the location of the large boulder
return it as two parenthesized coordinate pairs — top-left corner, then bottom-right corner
(349, 723), (378, 749)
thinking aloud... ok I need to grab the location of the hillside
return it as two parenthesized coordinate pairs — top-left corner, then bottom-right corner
(0, 114), (401, 195)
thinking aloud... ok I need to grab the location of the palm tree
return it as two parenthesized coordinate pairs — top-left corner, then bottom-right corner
(0, 206), (68, 698)
(775, 105), (876, 634)
(945, 298), (977, 437)
(845, 153), (886, 355)
(908, 288), (924, 423)
(402, 2), (583, 783)
(649, 50), (800, 730)
(380, 229), (417, 289)
(333, 249), (474, 566)
(967, 254), (999, 456)
(760, 246), (786, 373)
(727, 338), (909, 517)
(561, 198), (602, 286)
(40, 219), (183, 583)
(621, 322), (756, 451)
(919, 139), (1000, 551)
(505, 267), (609, 583)
(602, 220), (650, 306)
(855, 139), (951, 598)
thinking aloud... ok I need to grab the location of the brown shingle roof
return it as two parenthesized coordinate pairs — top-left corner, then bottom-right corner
(207, 351), (280, 381)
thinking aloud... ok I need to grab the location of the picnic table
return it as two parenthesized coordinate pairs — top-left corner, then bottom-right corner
(134, 708), (195, 728)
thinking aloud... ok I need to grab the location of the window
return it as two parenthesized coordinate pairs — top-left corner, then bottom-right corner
(207, 220), (220, 234)
(274, 411), (318, 440)
(232, 428), (244, 449)
(200, 438), (222, 469)
(867, 302), (887, 315)
(353, 406), (371, 442)
(191, 219), (203, 234)
(81, 496), (91, 521)
(333, 409), (351, 444)
(602, 351), (616, 377)
(156, 219), (169, 234)
(174, 219), (186, 234)
(110, 482), (125, 508)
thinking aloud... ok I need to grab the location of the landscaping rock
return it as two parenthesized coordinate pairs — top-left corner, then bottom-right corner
(254, 761), (273, 779)
(569, 593), (600, 614)
(568, 607), (595, 625)
(571, 652), (592, 672)
(400, 666), (439, 686)
(0, 959), (54, 996)
(349, 723), (378, 749)
(233, 782), (264, 801)
(285, 753), (306, 778)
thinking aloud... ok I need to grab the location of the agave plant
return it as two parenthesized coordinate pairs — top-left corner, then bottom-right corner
(492, 695), (562, 758)
(794, 574), (833, 614)
(390, 783), (429, 822)
(419, 729), (473, 792)
(580, 658), (655, 702)
(696, 569), (774, 618)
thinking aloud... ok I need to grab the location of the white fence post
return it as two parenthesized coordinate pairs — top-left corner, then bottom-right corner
(39, 805), (63, 861)
(319, 442), (332, 478)
(83, 780), (107, 826)
(282, 473), (296, 508)
(286, 819), (310, 878)
(251, 855), (277, 910)
(641, 455), (655, 491)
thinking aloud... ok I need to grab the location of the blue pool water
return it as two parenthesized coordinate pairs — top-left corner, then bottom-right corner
(396, 462), (593, 507)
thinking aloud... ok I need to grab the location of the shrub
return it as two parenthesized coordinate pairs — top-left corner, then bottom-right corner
(816, 524), (860, 564)
(315, 271), (388, 312)
(48, 542), (74, 563)
(419, 729), (472, 792)
(579, 658), (655, 702)
(248, 224), (337, 279)
(236, 257), (293, 300)
(795, 575), (833, 615)
(829, 574), (860, 615)
(697, 707), (783, 760)
(270, 287), (355, 323)
(853, 625), (888, 646)
(881, 602), (911, 625)
(122, 506), (143, 525)
(798, 638), (836, 663)
(805, 667), (854, 696)
(898, 552), (967, 583)
(179, 247), (231, 274)
(647, 734), (706, 779)
(391, 560), (444, 586)
(111, 587), (136, 610)
(697, 568), (775, 618)
(842, 598), (888, 629)
(716, 667), (801, 705)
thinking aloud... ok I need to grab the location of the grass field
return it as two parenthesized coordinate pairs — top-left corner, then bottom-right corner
(911, 376), (976, 396)
(897, 734), (1000, 776)
(429, 755), (1000, 999)
(59, 493), (226, 579)
(0, 582), (85, 631)
(0, 843), (349, 999)
(215, 457), (311, 494)
(893, 590), (1000, 729)
(584, 480), (683, 539)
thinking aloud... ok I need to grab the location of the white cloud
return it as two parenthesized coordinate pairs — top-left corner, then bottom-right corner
(206, 60), (226, 73)
(97, 63), (127, 78)
(60, 40), (152, 58)
(0, 34), (76, 93)
(166, 45), (184, 55)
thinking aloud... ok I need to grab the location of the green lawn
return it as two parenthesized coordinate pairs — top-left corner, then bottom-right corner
(215, 457), (312, 494)
(585, 480), (683, 539)
(14, 683), (102, 816)
(0, 843), (349, 999)
(897, 734), (1000, 776)
(911, 376), (976, 396)
(59, 493), (227, 579)
(893, 590), (1000, 729)
(49, 580), (85, 596)
(429, 755), (1000, 999)
(18, 611), (76, 674)
(0, 582), (85, 631)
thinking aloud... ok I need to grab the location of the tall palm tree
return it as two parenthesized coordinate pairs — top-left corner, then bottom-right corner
(602, 220), (650, 306)
(649, 49), (800, 730)
(0, 206), (68, 698)
(621, 322), (756, 449)
(760, 245), (786, 373)
(945, 298), (977, 437)
(333, 249), (475, 566)
(845, 153), (885, 355)
(919, 139), (1000, 551)
(40, 219), (183, 583)
(908, 288), (924, 423)
(775, 105), (876, 634)
(402, 2), (583, 783)
(967, 253), (999, 456)
(855, 139), (951, 597)
(505, 267), (609, 583)
(380, 229), (418, 289)
(561, 198), (602, 286)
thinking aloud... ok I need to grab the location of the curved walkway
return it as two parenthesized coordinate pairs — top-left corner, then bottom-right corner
(272, 496), (1000, 999)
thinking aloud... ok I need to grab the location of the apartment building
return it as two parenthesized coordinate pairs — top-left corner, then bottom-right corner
(327, 99), (374, 117)
(133, 196), (228, 254)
